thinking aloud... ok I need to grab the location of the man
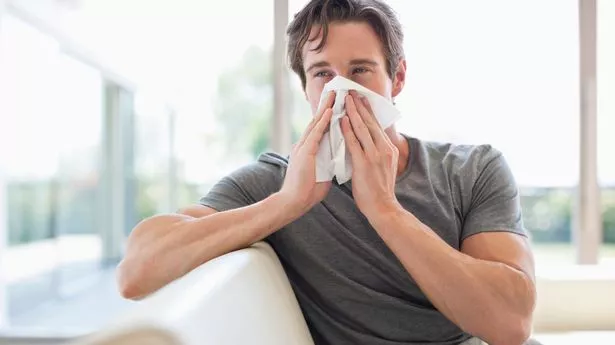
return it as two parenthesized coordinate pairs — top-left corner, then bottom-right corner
(117, 0), (536, 344)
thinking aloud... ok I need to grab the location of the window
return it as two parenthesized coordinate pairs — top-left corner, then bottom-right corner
(0, 0), (275, 335)
(162, 1), (275, 197)
(0, 14), (112, 331)
(9, 0), (277, 210)
(388, 0), (580, 267)
(134, 92), (173, 220)
(598, 0), (615, 265)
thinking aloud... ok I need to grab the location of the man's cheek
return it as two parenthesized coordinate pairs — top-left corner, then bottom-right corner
(307, 90), (323, 113)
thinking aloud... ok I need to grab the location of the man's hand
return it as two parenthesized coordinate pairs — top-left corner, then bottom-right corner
(279, 91), (335, 214)
(340, 90), (401, 222)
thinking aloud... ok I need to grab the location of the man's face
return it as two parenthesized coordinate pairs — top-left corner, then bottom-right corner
(302, 21), (405, 113)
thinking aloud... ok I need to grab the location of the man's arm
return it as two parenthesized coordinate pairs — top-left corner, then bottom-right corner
(117, 92), (336, 300)
(117, 195), (301, 300)
(340, 91), (535, 345)
(370, 212), (535, 345)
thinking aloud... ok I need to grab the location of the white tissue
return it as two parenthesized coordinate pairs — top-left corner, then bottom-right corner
(315, 76), (401, 184)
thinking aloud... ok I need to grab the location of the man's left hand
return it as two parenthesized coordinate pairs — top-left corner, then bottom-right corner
(341, 90), (401, 222)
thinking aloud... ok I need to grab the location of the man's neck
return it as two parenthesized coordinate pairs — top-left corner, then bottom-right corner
(385, 125), (410, 177)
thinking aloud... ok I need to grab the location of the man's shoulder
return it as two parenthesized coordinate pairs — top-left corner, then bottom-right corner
(200, 152), (287, 209)
(221, 152), (287, 188)
(227, 152), (288, 183)
(257, 152), (289, 168)
(412, 137), (502, 171)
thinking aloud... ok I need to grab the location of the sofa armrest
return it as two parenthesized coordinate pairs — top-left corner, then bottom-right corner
(71, 242), (314, 345)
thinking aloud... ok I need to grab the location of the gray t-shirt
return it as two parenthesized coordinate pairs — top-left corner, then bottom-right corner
(200, 135), (526, 345)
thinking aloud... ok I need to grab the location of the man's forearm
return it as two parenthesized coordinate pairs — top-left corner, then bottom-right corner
(182, 192), (305, 267)
(119, 192), (303, 299)
(370, 207), (534, 345)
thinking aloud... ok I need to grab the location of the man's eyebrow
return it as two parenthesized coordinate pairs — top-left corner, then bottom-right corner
(305, 59), (378, 73)
(305, 61), (331, 73)
(349, 59), (378, 66)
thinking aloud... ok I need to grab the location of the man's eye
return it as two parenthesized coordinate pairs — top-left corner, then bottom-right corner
(315, 71), (331, 78)
(353, 67), (368, 74)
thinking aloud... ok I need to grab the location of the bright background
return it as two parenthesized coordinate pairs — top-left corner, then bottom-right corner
(0, 0), (613, 340)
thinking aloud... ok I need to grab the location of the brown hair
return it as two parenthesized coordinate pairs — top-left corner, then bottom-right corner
(287, 0), (405, 90)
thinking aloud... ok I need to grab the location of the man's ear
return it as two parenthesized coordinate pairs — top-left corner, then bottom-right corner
(391, 59), (407, 98)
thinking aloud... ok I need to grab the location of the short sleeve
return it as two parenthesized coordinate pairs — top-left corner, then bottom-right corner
(461, 149), (527, 241)
(199, 154), (285, 212)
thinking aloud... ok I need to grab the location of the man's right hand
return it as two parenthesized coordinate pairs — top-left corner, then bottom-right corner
(279, 91), (336, 214)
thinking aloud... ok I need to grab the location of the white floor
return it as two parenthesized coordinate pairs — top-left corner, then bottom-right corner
(9, 268), (134, 335)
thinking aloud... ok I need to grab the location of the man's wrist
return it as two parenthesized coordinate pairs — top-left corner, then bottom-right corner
(366, 199), (407, 231)
(270, 191), (310, 221)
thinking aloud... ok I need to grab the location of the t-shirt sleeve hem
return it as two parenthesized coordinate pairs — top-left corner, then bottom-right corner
(461, 227), (528, 242)
(198, 197), (240, 213)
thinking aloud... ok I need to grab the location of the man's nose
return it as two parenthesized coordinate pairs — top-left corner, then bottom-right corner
(337, 70), (353, 79)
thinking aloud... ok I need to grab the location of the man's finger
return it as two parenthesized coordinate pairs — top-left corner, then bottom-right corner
(297, 91), (335, 148)
(361, 95), (394, 146)
(345, 94), (376, 154)
(322, 90), (336, 112)
(304, 108), (333, 154)
(341, 115), (363, 162)
(357, 93), (378, 122)
(352, 92), (388, 147)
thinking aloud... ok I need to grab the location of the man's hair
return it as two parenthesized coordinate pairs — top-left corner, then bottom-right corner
(287, 0), (404, 90)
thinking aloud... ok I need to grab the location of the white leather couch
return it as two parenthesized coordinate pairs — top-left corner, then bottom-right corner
(71, 242), (314, 345)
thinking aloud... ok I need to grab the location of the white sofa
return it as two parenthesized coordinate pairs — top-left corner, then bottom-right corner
(71, 242), (314, 345)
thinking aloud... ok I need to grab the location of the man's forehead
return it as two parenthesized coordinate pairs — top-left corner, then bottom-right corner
(301, 23), (384, 65)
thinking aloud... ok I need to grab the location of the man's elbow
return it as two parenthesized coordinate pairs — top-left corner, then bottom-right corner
(511, 317), (533, 345)
(484, 273), (536, 344)
(116, 258), (150, 300)
(470, 292), (535, 345)
(478, 312), (533, 345)
(495, 316), (532, 345)
(116, 215), (181, 300)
